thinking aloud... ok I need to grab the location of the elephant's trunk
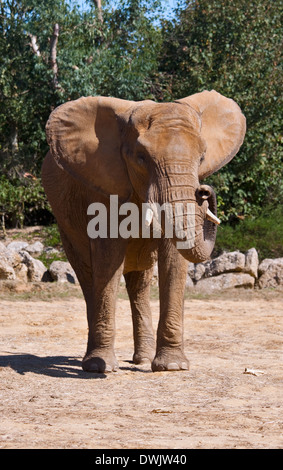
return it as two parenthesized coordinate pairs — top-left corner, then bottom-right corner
(147, 173), (218, 264)
(177, 185), (218, 263)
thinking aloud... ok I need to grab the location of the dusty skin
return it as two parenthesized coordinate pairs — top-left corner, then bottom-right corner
(0, 282), (282, 449)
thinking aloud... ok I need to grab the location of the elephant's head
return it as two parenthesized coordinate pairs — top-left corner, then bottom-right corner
(46, 91), (246, 263)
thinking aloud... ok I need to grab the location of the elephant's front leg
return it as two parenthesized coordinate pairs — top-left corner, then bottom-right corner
(152, 240), (189, 372)
(82, 237), (127, 373)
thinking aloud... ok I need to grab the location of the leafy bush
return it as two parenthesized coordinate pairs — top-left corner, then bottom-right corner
(0, 176), (51, 229)
(214, 206), (283, 260)
(41, 224), (62, 248)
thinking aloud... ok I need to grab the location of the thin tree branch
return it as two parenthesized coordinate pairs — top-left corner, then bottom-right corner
(28, 33), (41, 57)
(50, 23), (59, 88)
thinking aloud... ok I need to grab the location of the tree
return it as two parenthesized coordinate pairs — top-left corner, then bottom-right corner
(0, 0), (163, 227)
(160, 0), (283, 220)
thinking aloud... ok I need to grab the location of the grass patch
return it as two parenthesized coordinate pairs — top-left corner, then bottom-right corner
(38, 224), (67, 268)
(37, 251), (67, 269)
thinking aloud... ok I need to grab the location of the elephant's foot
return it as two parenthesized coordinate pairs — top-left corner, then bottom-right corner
(151, 348), (190, 372)
(82, 348), (119, 373)
(132, 338), (156, 365)
(133, 352), (154, 365)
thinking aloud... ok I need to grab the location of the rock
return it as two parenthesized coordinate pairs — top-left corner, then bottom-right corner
(185, 274), (194, 289)
(208, 251), (245, 277)
(19, 251), (50, 282)
(2, 249), (22, 268)
(44, 246), (60, 255)
(49, 260), (78, 284)
(258, 258), (283, 275)
(0, 245), (27, 281)
(193, 261), (210, 281)
(187, 262), (195, 280)
(6, 241), (29, 252)
(5, 249), (29, 282)
(258, 258), (283, 289)
(0, 241), (7, 252)
(14, 263), (28, 282)
(195, 273), (255, 291)
(189, 251), (246, 282)
(0, 259), (16, 280)
(25, 241), (44, 256)
(244, 248), (259, 278)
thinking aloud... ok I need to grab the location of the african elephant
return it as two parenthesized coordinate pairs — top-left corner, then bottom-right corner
(42, 90), (246, 373)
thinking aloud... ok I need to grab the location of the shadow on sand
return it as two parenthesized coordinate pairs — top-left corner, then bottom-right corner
(0, 352), (107, 379)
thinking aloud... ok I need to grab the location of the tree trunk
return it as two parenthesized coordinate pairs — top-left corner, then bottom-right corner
(94, 0), (103, 23)
(10, 125), (18, 154)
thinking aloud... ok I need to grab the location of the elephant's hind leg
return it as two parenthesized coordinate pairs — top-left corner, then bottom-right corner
(124, 268), (156, 365)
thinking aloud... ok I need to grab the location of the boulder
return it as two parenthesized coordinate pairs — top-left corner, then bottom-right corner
(193, 261), (210, 281)
(6, 241), (29, 252)
(25, 241), (44, 256)
(49, 260), (78, 284)
(0, 245), (27, 281)
(188, 249), (260, 284)
(244, 248), (259, 278)
(208, 251), (245, 277)
(195, 272), (255, 291)
(2, 248), (22, 268)
(0, 258), (16, 280)
(5, 249), (29, 282)
(189, 251), (246, 282)
(44, 246), (60, 255)
(185, 274), (194, 289)
(14, 263), (28, 282)
(258, 258), (283, 289)
(19, 251), (50, 282)
(0, 241), (7, 252)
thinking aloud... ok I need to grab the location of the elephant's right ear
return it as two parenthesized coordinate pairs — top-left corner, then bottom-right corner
(46, 96), (134, 201)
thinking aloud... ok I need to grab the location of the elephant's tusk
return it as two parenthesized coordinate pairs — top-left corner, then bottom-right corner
(145, 207), (154, 226)
(206, 208), (221, 225)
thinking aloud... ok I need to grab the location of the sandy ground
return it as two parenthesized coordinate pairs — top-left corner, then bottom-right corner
(0, 284), (282, 449)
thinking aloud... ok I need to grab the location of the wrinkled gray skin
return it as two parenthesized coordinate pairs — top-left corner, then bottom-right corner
(42, 92), (246, 373)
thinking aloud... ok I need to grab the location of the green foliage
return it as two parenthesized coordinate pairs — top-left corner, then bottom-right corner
(0, 0), (162, 226)
(214, 206), (283, 261)
(0, 176), (49, 228)
(160, 0), (283, 220)
(41, 224), (62, 248)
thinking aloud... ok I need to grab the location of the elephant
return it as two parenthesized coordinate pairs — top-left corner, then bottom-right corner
(42, 90), (246, 373)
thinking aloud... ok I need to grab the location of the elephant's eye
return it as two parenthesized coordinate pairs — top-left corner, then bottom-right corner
(200, 154), (205, 164)
(137, 153), (146, 165)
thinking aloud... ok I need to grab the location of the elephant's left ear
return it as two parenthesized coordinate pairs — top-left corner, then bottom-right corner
(176, 90), (246, 180)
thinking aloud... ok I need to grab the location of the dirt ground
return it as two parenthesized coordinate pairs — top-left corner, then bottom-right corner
(0, 283), (282, 449)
